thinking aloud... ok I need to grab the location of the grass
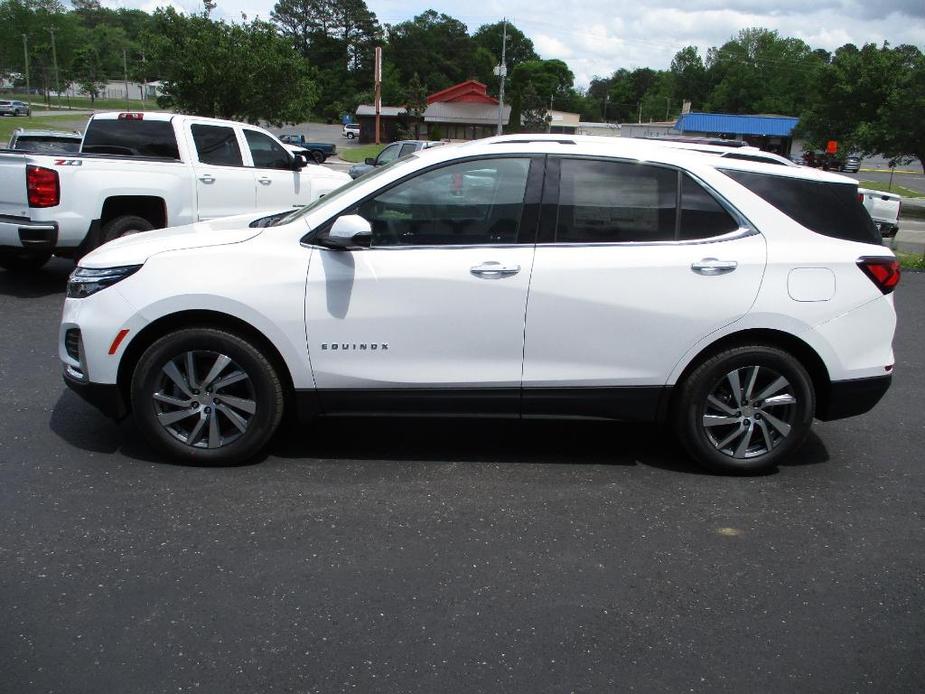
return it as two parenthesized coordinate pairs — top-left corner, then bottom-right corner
(339, 143), (384, 163)
(0, 113), (91, 143)
(858, 180), (924, 199)
(896, 252), (925, 272)
(8, 93), (159, 112)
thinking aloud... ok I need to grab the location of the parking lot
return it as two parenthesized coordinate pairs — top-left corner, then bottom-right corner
(0, 260), (922, 692)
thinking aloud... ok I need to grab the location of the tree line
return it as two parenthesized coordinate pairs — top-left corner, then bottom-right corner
(0, 0), (921, 166)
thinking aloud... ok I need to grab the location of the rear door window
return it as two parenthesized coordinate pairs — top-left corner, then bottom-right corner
(191, 124), (243, 167)
(556, 159), (677, 243)
(721, 169), (878, 243)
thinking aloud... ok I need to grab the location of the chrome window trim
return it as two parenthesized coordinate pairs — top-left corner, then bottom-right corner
(301, 228), (757, 251)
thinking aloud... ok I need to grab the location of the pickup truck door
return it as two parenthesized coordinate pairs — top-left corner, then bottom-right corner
(242, 129), (311, 211)
(187, 121), (256, 220)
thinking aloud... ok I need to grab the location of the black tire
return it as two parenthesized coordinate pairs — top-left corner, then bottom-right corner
(130, 328), (285, 466)
(101, 215), (155, 244)
(673, 345), (815, 474)
(309, 149), (325, 164)
(0, 250), (52, 272)
(347, 132), (356, 139)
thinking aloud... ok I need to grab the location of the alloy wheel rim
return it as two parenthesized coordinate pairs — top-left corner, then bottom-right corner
(701, 365), (797, 459)
(152, 350), (256, 449)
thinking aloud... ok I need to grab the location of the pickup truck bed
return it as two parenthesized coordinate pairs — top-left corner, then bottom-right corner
(859, 188), (901, 237)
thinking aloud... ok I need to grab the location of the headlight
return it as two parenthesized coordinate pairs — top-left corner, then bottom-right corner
(67, 265), (142, 299)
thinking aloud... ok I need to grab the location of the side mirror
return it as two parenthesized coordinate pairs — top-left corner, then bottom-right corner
(293, 153), (308, 170)
(364, 157), (377, 165)
(320, 214), (372, 250)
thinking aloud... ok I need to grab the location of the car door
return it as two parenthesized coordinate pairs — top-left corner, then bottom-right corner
(521, 157), (767, 420)
(242, 129), (310, 210)
(304, 155), (544, 415)
(188, 122), (255, 220)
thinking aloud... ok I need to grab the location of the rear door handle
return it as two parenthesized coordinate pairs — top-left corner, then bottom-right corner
(258, 177), (272, 185)
(198, 174), (215, 184)
(691, 258), (738, 275)
(470, 262), (521, 279)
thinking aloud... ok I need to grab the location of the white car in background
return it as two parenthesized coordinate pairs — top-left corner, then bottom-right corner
(60, 136), (898, 474)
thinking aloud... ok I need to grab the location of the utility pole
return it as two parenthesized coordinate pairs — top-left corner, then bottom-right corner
(373, 46), (382, 145)
(637, 101), (642, 124)
(495, 18), (508, 135)
(603, 92), (608, 123)
(22, 34), (30, 102)
(49, 27), (59, 100)
(665, 96), (670, 121)
(547, 93), (553, 133)
(123, 48), (130, 109)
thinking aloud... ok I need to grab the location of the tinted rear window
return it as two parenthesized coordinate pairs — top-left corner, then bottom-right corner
(82, 119), (180, 159)
(721, 169), (878, 244)
(14, 136), (81, 152)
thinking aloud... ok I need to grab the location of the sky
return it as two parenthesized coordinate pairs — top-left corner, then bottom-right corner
(110, 0), (925, 87)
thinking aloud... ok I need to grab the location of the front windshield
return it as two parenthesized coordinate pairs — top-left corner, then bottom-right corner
(270, 153), (417, 227)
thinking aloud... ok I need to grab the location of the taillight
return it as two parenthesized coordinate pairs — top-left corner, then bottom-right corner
(26, 165), (60, 208)
(857, 257), (900, 294)
(857, 192), (864, 203)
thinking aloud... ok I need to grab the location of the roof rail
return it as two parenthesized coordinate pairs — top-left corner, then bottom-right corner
(490, 139), (576, 145)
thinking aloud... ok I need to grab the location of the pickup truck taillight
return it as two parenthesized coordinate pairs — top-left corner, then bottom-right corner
(26, 165), (60, 208)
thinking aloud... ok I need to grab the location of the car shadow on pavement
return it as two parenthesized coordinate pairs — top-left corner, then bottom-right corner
(0, 258), (71, 298)
(50, 391), (831, 475)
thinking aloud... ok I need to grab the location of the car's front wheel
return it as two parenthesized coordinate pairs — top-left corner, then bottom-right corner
(673, 345), (815, 474)
(130, 328), (285, 465)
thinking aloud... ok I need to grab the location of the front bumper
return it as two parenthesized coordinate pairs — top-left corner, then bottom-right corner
(816, 374), (892, 421)
(63, 369), (128, 419)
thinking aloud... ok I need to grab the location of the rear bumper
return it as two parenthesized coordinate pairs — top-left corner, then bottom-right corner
(816, 374), (892, 421)
(0, 216), (58, 250)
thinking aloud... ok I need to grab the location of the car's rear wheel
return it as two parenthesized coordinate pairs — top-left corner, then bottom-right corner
(673, 345), (815, 474)
(347, 132), (356, 139)
(309, 149), (325, 164)
(130, 328), (284, 465)
(101, 215), (155, 244)
(0, 250), (52, 272)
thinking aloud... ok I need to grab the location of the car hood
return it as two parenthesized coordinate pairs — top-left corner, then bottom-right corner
(78, 211), (284, 269)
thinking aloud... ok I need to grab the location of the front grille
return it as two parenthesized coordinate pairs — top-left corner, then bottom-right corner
(65, 329), (81, 361)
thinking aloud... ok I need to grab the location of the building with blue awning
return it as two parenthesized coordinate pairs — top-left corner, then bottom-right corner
(675, 112), (799, 156)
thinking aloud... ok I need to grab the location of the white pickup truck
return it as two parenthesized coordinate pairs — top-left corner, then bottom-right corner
(858, 188), (901, 237)
(0, 112), (350, 271)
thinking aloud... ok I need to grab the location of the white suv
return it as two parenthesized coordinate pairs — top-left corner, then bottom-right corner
(59, 136), (899, 473)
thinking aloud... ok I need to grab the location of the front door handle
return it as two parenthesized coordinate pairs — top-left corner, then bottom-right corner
(470, 262), (521, 279)
(691, 258), (738, 275)
(198, 174), (215, 184)
(258, 177), (272, 185)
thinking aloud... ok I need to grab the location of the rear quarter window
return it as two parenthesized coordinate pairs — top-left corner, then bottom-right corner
(721, 169), (878, 244)
(82, 119), (180, 159)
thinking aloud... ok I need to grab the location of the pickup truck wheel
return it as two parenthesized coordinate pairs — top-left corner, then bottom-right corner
(346, 132), (356, 139)
(0, 250), (52, 273)
(131, 328), (285, 466)
(673, 345), (815, 475)
(309, 150), (325, 164)
(102, 215), (155, 244)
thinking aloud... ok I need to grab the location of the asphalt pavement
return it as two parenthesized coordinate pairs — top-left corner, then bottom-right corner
(1, 263), (924, 693)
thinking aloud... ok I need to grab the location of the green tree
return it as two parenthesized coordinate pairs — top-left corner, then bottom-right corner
(705, 28), (822, 115)
(386, 10), (488, 93)
(271, 0), (381, 119)
(70, 43), (104, 102)
(670, 45), (706, 108)
(143, 8), (318, 124)
(471, 20), (539, 93)
(801, 43), (925, 170)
